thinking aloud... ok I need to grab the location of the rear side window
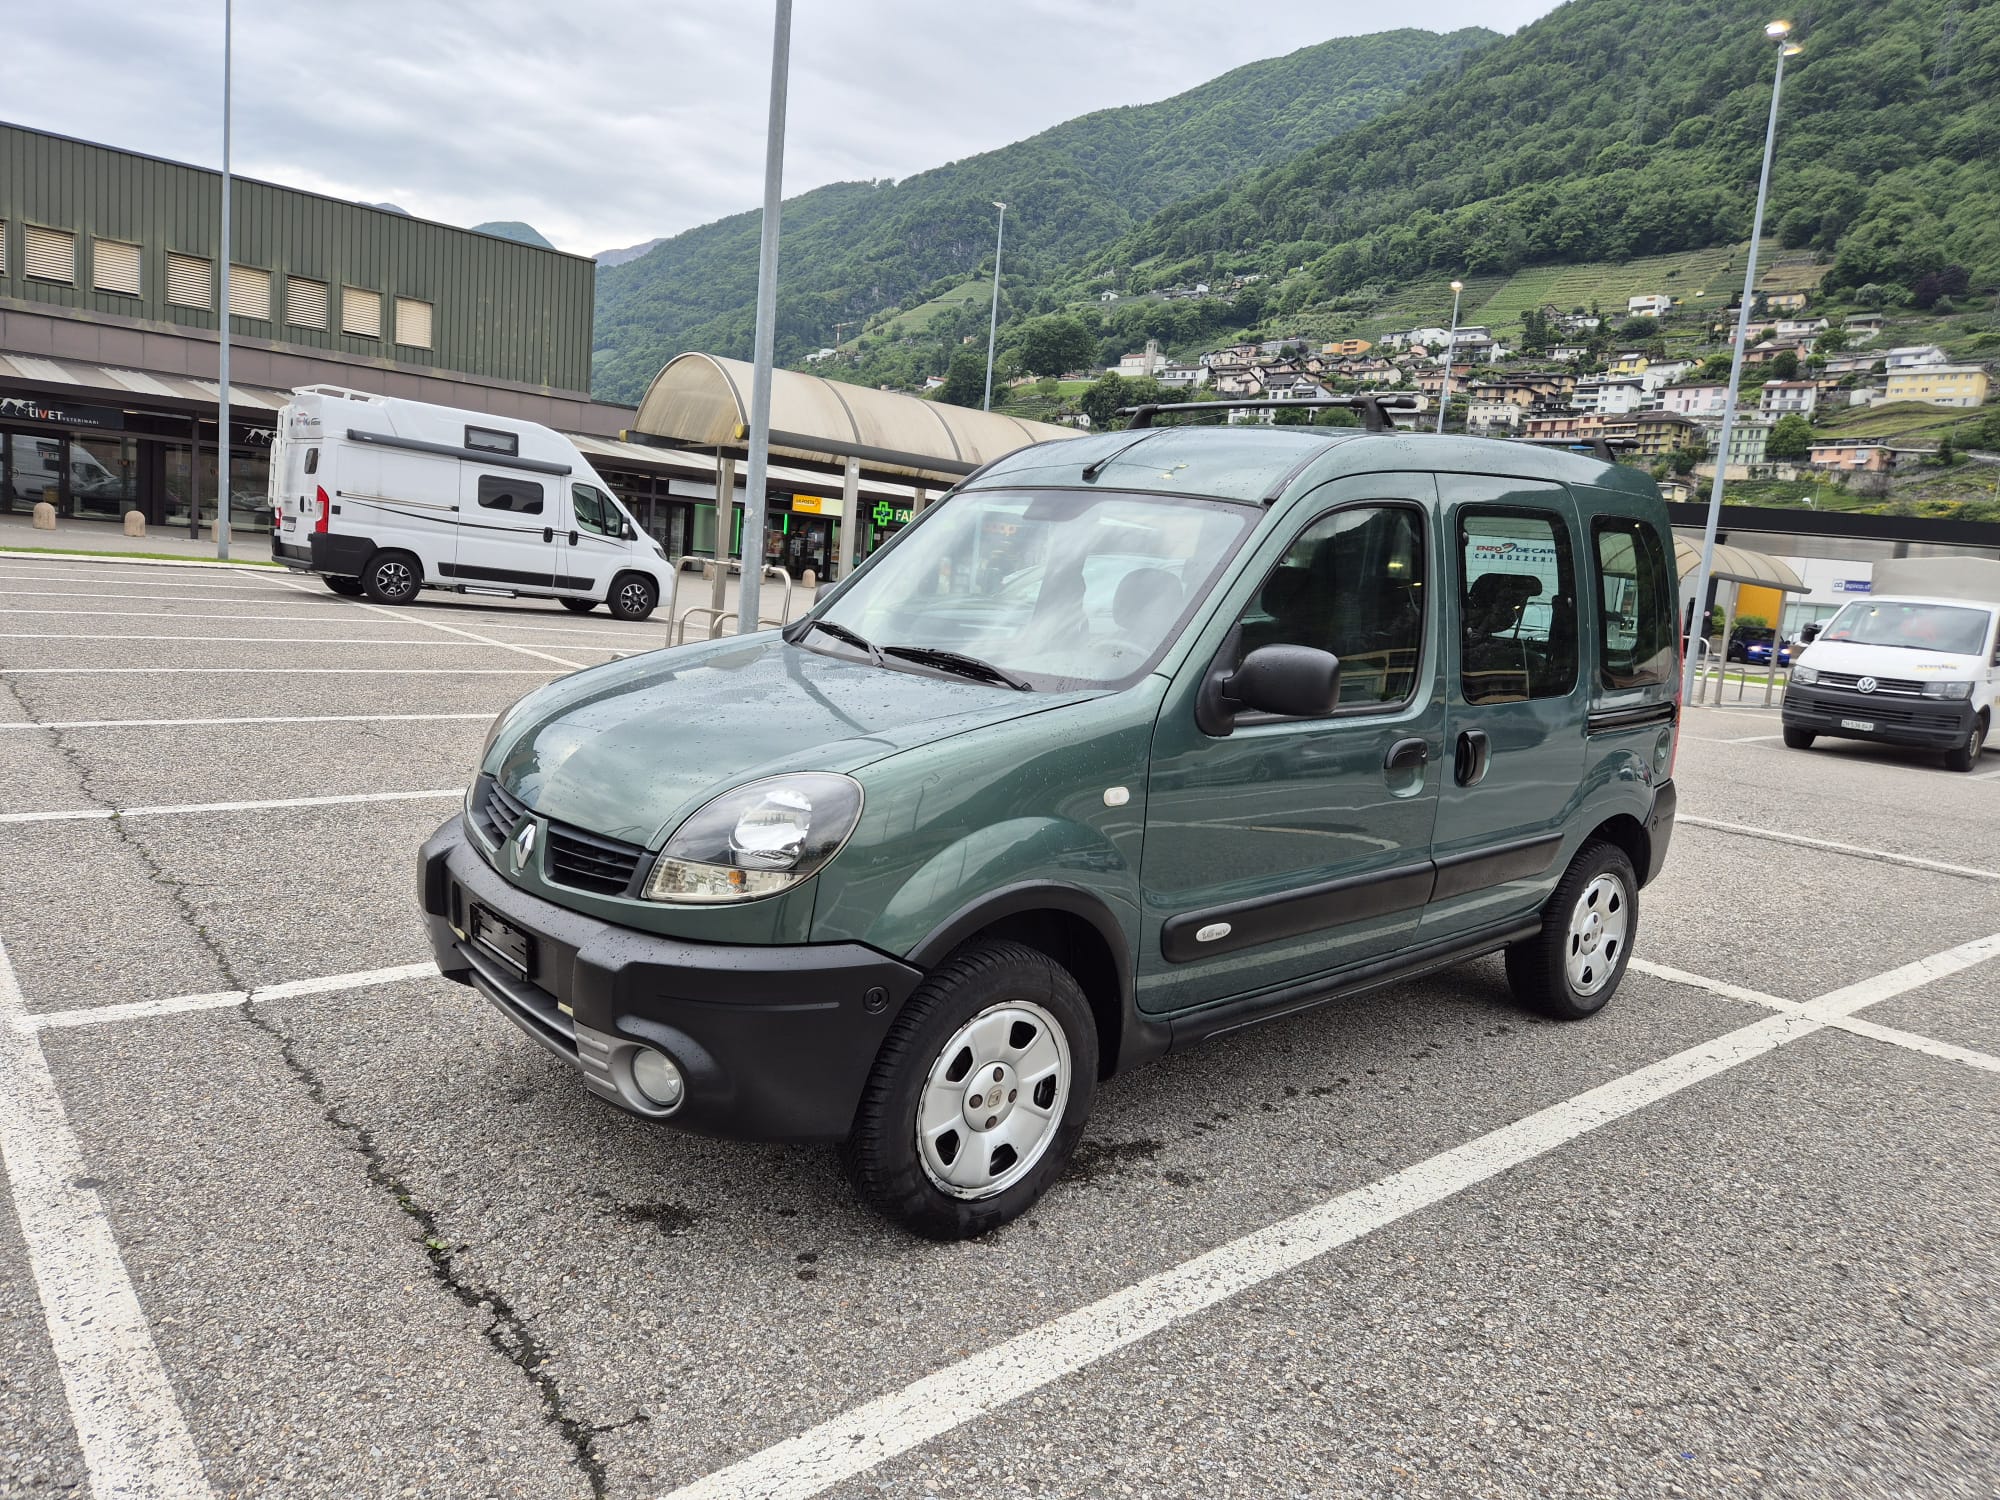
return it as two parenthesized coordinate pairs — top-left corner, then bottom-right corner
(1593, 519), (1676, 691)
(465, 426), (519, 457)
(1459, 510), (1577, 704)
(477, 475), (543, 515)
(1235, 504), (1426, 710)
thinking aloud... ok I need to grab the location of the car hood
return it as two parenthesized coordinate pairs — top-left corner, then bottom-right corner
(1798, 639), (1987, 679)
(489, 634), (1092, 847)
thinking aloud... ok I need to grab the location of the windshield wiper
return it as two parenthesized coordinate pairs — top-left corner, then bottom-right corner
(883, 645), (1032, 691)
(802, 618), (884, 667)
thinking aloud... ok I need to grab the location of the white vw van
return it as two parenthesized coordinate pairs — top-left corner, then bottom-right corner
(269, 386), (668, 619)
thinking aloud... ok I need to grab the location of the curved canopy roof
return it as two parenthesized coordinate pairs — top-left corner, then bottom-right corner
(630, 353), (1079, 484)
(1675, 537), (1808, 593)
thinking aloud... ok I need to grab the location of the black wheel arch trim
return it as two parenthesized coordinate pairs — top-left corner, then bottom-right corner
(905, 881), (1134, 1002)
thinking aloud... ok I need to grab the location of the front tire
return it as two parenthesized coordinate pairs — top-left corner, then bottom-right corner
(361, 551), (422, 605)
(1505, 840), (1638, 1021)
(323, 576), (364, 597)
(1944, 712), (1988, 773)
(1782, 725), (1815, 750)
(607, 572), (659, 622)
(842, 940), (1098, 1240)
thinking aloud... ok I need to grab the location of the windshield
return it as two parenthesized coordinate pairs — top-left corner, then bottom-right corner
(1819, 599), (1992, 655)
(812, 488), (1255, 690)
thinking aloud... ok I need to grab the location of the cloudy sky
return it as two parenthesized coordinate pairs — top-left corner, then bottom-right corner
(8, 2), (1561, 257)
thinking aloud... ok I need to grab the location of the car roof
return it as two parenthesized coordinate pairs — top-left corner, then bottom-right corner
(962, 426), (1657, 507)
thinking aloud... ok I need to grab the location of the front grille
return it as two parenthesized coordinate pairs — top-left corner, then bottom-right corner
(472, 775), (644, 895)
(1817, 670), (1923, 696)
(471, 776), (529, 843)
(546, 823), (645, 896)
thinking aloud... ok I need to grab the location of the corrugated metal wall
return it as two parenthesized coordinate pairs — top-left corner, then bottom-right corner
(0, 123), (595, 394)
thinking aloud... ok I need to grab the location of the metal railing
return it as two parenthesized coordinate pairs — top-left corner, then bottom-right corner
(666, 562), (796, 647)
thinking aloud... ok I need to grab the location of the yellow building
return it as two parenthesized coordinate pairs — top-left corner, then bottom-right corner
(1883, 365), (1990, 408)
(1609, 351), (1651, 377)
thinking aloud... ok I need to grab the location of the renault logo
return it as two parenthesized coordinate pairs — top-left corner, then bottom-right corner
(1856, 676), (1878, 694)
(508, 819), (538, 875)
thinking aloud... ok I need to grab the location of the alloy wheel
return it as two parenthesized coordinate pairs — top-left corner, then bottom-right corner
(916, 1001), (1070, 1199)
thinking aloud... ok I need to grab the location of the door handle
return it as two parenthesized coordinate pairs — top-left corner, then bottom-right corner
(1384, 737), (1430, 773)
(542, 526), (554, 543)
(568, 531), (579, 546)
(1454, 729), (1491, 787)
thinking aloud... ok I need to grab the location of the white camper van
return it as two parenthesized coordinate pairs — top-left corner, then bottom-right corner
(269, 386), (667, 619)
(1783, 556), (2000, 772)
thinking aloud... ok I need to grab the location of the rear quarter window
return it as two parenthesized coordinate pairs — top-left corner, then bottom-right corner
(1593, 519), (1675, 691)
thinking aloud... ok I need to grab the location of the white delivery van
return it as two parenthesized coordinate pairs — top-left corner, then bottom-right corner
(268, 386), (667, 619)
(1782, 556), (2000, 772)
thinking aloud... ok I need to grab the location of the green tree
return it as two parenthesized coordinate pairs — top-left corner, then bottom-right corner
(1669, 445), (1703, 476)
(936, 349), (997, 408)
(1766, 413), (1815, 462)
(1014, 315), (1097, 378)
(1769, 350), (1801, 381)
(1077, 373), (1132, 430)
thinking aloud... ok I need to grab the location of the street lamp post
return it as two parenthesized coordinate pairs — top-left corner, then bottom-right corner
(1435, 279), (1464, 434)
(1681, 19), (1801, 703)
(983, 201), (1007, 411)
(734, 0), (793, 634)
(216, 0), (233, 559)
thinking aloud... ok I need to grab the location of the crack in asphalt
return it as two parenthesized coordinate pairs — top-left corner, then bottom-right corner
(7, 670), (620, 1498)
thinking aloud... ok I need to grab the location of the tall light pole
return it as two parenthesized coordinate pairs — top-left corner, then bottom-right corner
(1682, 19), (1801, 703)
(983, 201), (1007, 411)
(1435, 279), (1464, 433)
(735, 0), (792, 633)
(215, 0), (233, 559)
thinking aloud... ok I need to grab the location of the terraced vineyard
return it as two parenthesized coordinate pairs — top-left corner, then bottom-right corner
(1465, 241), (1828, 334)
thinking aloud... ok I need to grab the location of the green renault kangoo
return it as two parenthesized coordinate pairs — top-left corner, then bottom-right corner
(420, 424), (1681, 1238)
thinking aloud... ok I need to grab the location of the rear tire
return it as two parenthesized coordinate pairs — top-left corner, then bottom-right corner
(841, 940), (1097, 1240)
(1505, 840), (1638, 1022)
(607, 572), (659, 622)
(323, 576), (364, 597)
(559, 597), (597, 614)
(361, 551), (422, 605)
(1782, 725), (1815, 750)
(1944, 712), (1988, 773)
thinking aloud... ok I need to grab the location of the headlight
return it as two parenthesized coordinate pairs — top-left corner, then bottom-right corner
(1791, 664), (1818, 685)
(642, 773), (863, 903)
(1924, 680), (1974, 700)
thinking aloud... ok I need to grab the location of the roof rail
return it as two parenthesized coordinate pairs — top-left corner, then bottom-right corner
(1117, 392), (1421, 434)
(1513, 435), (1641, 463)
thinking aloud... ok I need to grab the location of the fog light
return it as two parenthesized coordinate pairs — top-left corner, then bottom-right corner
(630, 1048), (685, 1112)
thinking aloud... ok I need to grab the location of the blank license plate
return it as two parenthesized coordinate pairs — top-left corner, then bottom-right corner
(470, 904), (534, 977)
(1840, 718), (1875, 732)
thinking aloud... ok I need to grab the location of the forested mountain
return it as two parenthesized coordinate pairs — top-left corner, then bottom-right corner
(472, 220), (556, 249)
(589, 26), (1495, 400)
(1110, 0), (2000, 309)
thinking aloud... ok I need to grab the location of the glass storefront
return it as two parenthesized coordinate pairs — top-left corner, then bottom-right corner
(161, 444), (270, 531)
(70, 435), (138, 521)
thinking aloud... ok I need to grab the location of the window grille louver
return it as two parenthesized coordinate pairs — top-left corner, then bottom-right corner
(25, 226), (75, 283)
(92, 239), (141, 296)
(341, 286), (381, 338)
(394, 296), (433, 349)
(287, 277), (327, 329)
(0, 220), (7, 276)
(167, 253), (212, 309)
(229, 265), (270, 320)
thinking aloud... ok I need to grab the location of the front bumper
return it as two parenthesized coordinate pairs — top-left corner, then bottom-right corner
(1781, 684), (1975, 750)
(419, 816), (923, 1142)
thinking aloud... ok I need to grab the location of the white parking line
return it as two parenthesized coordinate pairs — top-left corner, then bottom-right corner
(0, 574), (292, 592)
(269, 576), (588, 670)
(1678, 814), (2000, 883)
(28, 963), (440, 1030)
(663, 934), (2000, 1500)
(0, 550), (282, 576)
(0, 940), (214, 1499)
(0, 607), (653, 639)
(0, 788), (462, 825)
(0, 713), (493, 731)
(0, 590), (295, 603)
(0, 633), (545, 645)
(1829, 1016), (2000, 1075)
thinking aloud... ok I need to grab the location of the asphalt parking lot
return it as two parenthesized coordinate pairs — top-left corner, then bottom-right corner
(1, 551), (1996, 1500)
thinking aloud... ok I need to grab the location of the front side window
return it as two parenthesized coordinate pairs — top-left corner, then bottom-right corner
(815, 489), (1254, 691)
(1593, 519), (1675, 691)
(572, 482), (618, 536)
(1820, 600), (1993, 656)
(1234, 505), (1426, 710)
(1459, 510), (1578, 704)
(477, 475), (543, 515)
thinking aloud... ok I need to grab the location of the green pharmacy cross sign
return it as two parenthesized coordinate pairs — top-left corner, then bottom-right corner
(872, 501), (913, 528)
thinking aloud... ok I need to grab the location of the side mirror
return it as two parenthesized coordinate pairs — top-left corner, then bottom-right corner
(1200, 644), (1341, 733)
(1801, 622), (1821, 642)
